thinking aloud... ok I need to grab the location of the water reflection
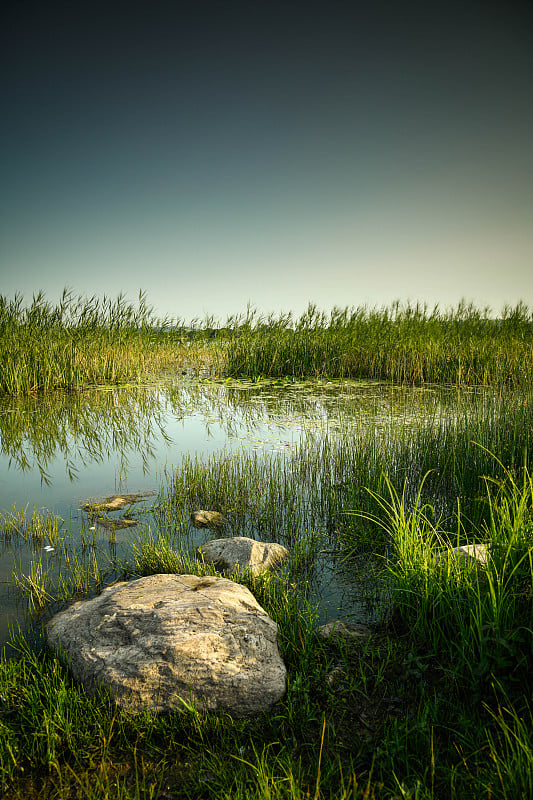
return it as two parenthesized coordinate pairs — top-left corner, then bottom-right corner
(0, 378), (497, 651)
(0, 387), (172, 484)
(0, 379), (459, 487)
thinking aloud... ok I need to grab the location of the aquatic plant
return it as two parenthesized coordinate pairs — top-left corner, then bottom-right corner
(359, 462), (533, 698)
(3, 292), (533, 394)
(225, 301), (533, 386)
(0, 289), (224, 395)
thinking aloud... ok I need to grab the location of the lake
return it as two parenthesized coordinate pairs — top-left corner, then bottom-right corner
(0, 377), (486, 650)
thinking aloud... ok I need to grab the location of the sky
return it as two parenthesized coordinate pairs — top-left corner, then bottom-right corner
(2, 0), (533, 323)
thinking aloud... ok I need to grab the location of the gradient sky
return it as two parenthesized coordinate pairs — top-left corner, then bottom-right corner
(2, 0), (532, 322)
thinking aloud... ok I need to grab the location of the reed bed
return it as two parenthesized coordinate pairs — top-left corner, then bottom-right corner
(225, 301), (533, 386)
(0, 290), (224, 395)
(3, 292), (533, 394)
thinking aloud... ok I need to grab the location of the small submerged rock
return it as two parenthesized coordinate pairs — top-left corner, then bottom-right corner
(96, 517), (138, 530)
(319, 620), (372, 642)
(197, 536), (288, 576)
(190, 510), (227, 528)
(83, 492), (154, 513)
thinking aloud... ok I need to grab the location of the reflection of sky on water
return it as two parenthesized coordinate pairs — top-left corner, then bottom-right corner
(0, 379), (485, 646)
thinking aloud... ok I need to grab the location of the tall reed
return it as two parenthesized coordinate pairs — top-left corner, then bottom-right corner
(0, 289), (223, 395)
(225, 301), (533, 386)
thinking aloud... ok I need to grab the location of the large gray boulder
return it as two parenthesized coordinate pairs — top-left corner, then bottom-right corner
(197, 536), (288, 576)
(47, 574), (286, 718)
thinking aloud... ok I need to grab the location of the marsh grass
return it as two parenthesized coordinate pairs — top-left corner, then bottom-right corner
(225, 301), (533, 386)
(12, 558), (54, 612)
(6, 513), (121, 617)
(2, 473), (532, 799)
(482, 697), (533, 800)
(366, 463), (533, 697)
(0, 290), (225, 395)
(3, 293), (533, 396)
(0, 507), (64, 547)
(340, 462), (533, 797)
(155, 387), (533, 563)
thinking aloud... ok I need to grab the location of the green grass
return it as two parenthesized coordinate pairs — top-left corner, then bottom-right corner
(1, 486), (532, 799)
(353, 464), (532, 696)
(154, 385), (533, 557)
(0, 290), (224, 395)
(1, 293), (533, 796)
(2, 293), (533, 394)
(1, 386), (532, 796)
(225, 301), (533, 386)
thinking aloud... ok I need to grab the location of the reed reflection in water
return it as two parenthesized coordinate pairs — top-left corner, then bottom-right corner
(0, 378), (512, 650)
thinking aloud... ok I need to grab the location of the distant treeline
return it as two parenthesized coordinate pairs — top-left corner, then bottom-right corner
(1, 291), (532, 393)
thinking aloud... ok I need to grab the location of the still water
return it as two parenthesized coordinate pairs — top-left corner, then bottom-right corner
(0, 378), (465, 649)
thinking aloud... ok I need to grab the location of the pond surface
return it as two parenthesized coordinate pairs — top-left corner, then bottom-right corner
(0, 378), (480, 649)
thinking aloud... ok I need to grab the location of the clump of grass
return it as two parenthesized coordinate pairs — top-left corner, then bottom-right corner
(0, 507), (64, 547)
(363, 462), (532, 700)
(482, 697), (533, 800)
(130, 529), (214, 576)
(11, 559), (54, 612)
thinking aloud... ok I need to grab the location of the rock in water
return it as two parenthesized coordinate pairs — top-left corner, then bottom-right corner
(319, 620), (372, 642)
(190, 510), (226, 527)
(47, 574), (286, 717)
(197, 537), (288, 576)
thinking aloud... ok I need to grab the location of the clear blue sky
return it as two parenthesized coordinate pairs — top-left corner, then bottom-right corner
(2, 0), (532, 322)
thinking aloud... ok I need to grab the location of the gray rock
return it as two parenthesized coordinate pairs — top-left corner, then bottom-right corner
(433, 543), (489, 569)
(83, 492), (154, 513)
(319, 620), (372, 641)
(326, 664), (347, 688)
(190, 510), (227, 527)
(197, 537), (288, 576)
(47, 573), (286, 718)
